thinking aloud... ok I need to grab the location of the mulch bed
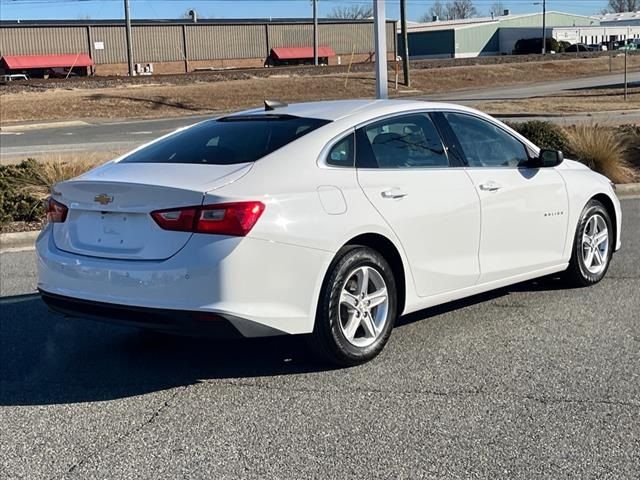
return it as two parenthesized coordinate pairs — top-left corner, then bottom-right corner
(1, 220), (44, 234)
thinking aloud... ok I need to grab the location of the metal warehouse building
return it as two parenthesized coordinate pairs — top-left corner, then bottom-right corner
(0, 18), (397, 76)
(401, 10), (640, 59)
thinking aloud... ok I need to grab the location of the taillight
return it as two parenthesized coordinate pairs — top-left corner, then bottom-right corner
(46, 197), (68, 223)
(151, 201), (265, 237)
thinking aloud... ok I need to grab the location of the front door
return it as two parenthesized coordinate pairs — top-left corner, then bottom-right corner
(442, 112), (569, 283)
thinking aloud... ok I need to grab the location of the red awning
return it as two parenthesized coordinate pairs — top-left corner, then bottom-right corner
(1, 54), (94, 70)
(270, 46), (336, 60)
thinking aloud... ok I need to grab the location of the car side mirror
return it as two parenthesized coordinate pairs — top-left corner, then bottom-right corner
(535, 149), (564, 168)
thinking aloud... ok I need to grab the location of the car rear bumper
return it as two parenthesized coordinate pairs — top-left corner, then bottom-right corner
(40, 289), (244, 337)
(36, 225), (333, 336)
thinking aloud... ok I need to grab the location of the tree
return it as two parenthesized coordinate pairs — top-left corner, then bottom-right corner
(604, 0), (639, 12)
(425, 0), (447, 21)
(490, 1), (507, 16)
(327, 4), (374, 20)
(446, 0), (477, 19)
(420, 0), (477, 22)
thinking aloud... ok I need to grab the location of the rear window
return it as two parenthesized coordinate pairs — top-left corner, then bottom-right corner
(121, 115), (330, 165)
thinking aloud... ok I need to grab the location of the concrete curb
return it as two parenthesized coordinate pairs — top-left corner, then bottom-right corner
(616, 183), (640, 197)
(1, 184), (639, 253)
(493, 110), (639, 119)
(0, 120), (89, 132)
(0, 231), (40, 252)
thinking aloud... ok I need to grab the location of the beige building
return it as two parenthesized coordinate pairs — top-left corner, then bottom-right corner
(0, 18), (397, 76)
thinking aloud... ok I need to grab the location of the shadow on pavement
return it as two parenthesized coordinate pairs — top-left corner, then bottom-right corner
(0, 276), (570, 407)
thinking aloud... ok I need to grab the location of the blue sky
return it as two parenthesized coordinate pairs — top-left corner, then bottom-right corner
(0, 1), (610, 22)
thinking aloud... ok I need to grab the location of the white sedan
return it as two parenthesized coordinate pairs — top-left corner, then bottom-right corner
(37, 100), (622, 365)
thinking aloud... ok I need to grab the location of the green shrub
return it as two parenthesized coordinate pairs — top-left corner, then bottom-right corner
(0, 160), (44, 224)
(509, 121), (569, 152)
(1, 156), (103, 226)
(558, 41), (571, 53)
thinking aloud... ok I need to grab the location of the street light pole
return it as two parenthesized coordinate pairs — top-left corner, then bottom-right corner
(400, 0), (410, 87)
(312, 0), (318, 66)
(373, 0), (388, 99)
(124, 0), (134, 76)
(541, 0), (547, 55)
(624, 49), (628, 101)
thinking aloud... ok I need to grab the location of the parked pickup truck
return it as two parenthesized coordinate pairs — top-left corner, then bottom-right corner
(0, 73), (29, 83)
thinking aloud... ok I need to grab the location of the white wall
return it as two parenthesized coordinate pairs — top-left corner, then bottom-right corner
(499, 25), (640, 53)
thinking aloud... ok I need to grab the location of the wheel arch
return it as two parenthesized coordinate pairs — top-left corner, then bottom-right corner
(591, 193), (618, 247)
(341, 233), (407, 316)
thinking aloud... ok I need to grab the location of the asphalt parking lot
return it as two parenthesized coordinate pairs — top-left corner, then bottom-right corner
(1, 198), (638, 479)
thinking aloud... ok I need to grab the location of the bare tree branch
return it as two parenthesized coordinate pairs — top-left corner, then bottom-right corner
(327, 4), (374, 20)
(605, 0), (639, 12)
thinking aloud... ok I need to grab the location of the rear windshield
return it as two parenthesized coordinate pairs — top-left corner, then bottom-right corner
(121, 115), (330, 165)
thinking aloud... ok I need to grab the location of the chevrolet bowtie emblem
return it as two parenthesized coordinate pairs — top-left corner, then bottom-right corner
(94, 194), (114, 205)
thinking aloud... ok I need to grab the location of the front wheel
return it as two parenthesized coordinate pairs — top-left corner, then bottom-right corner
(309, 246), (397, 366)
(563, 199), (614, 287)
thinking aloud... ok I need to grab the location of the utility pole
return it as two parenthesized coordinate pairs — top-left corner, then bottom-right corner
(124, 0), (134, 76)
(400, 0), (410, 87)
(312, 0), (318, 66)
(624, 49), (628, 101)
(541, 0), (547, 55)
(373, 0), (388, 99)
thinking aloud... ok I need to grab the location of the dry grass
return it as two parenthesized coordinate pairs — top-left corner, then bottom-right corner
(564, 124), (639, 184)
(11, 152), (108, 198)
(1, 56), (639, 124)
(477, 87), (640, 114)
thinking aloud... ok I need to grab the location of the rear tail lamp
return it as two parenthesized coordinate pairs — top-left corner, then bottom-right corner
(46, 197), (68, 223)
(151, 201), (265, 237)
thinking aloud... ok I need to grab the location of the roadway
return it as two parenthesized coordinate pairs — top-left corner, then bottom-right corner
(1, 198), (638, 479)
(1, 72), (638, 160)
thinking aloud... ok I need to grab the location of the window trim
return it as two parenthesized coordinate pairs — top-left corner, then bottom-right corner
(354, 112), (453, 170)
(440, 110), (538, 169)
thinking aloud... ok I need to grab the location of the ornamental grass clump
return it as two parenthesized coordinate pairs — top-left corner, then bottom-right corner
(564, 124), (639, 184)
(11, 154), (103, 199)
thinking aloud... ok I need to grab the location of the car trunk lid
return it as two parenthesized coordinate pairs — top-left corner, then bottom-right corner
(52, 162), (252, 260)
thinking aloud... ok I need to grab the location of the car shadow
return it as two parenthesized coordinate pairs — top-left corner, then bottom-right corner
(0, 275), (572, 407)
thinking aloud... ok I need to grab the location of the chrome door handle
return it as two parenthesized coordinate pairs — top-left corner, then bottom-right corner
(479, 182), (502, 192)
(381, 189), (408, 199)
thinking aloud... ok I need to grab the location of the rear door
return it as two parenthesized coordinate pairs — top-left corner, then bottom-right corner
(442, 112), (568, 283)
(355, 112), (481, 297)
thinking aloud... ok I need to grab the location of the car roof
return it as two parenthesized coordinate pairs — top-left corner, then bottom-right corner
(232, 99), (477, 122)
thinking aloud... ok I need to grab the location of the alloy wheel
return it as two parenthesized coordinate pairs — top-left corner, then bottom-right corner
(581, 213), (610, 275)
(338, 266), (390, 348)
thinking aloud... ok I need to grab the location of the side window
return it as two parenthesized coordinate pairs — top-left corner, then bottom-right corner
(326, 133), (354, 167)
(355, 114), (449, 169)
(444, 112), (529, 168)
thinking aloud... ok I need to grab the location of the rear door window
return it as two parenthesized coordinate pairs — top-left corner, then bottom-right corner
(121, 115), (330, 165)
(355, 114), (449, 169)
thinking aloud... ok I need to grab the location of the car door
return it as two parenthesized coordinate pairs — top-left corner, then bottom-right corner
(355, 112), (481, 297)
(442, 111), (569, 284)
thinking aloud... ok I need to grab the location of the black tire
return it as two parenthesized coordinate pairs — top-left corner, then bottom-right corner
(563, 199), (614, 287)
(308, 246), (397, 366)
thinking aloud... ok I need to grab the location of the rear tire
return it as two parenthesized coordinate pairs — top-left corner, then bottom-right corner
(308, 246), (397, 366)
(563, 199), (613, 287)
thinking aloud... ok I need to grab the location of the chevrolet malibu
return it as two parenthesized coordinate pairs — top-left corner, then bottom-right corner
(37, 100), (622, 365)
